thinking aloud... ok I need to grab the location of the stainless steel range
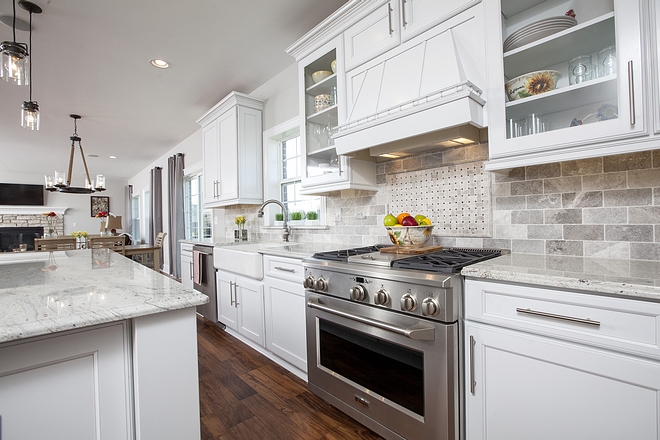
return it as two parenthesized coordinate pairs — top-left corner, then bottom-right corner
(302, 245), (502, 440)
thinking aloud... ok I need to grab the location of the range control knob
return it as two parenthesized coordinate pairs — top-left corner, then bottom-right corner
(421, 297), (440, 316)
(314, 277), (329, 292)
(400, 293), (417, 312)
(349, 284), (367, 301)
(303, 276), (315, 289)
(373, 288), (390, 306)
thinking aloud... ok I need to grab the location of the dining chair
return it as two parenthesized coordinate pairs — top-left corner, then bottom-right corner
(88, 235), (126, 255)
(34, 237), (77, 251)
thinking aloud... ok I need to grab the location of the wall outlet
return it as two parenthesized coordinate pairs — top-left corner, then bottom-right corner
(334, 214), (342, 223)
(72, 222), (77, 227)
(354, 213), (366, 219)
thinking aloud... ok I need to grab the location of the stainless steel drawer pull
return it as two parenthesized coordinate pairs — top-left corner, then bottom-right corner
(274, 266), (296, 273)
(182, 248), (193, 253)
(628, 60), (635, 126)
(307, 297), (434, 340)
(401, 0), (407, 27)
(516, 308), (600, 327)
(469, 335), (476, 395)
(189, 261), (193, 280)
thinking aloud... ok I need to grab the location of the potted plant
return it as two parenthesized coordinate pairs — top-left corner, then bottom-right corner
(306, 211), (320, 226)
(274, 213), (284, 227)
(290, 211), (304, 226)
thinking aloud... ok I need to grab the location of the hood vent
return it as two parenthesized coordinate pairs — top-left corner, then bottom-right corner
(333, 10), (486, 158)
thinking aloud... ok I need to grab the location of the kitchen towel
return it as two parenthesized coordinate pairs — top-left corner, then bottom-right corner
(193, 250), (203, 285)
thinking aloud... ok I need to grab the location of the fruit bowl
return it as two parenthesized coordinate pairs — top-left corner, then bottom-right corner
(386, 225), (434, 247)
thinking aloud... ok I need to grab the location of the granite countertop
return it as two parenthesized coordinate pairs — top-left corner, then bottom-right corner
(461, 253), (660, 302)
(0, 249), (208, 343)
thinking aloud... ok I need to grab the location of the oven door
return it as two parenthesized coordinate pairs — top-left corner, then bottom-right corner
(306, 292), (459, 440)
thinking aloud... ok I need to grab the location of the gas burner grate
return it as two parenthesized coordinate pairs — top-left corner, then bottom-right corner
(312, 245), (386, 262)
(392, 248), (502, 273)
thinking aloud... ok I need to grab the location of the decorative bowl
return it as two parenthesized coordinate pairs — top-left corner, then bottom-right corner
(331, 60), (337, 73)
(312, 70), (332, 83)
(386, 225), (434, 247)
(314, 94), (332, 112)
(505, 70), (561, 101)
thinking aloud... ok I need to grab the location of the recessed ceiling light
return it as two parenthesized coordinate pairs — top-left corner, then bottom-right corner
(88, 154), (99, 158)
(108, 155), (117, 159)
(150, 59), (169, 69)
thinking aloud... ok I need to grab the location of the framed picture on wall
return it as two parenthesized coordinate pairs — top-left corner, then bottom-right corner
(91, 196), (110, 217)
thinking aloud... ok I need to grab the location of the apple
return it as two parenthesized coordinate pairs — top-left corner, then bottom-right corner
(401, 216), (418, 226)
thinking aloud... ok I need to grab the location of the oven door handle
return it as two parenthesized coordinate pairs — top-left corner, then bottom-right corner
(307, 297), (435, 341)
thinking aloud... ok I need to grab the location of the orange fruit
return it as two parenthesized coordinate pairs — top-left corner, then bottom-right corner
(396, 212), (410, 224)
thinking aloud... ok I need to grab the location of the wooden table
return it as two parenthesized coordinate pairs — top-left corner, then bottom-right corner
(123, 244), (162, 271)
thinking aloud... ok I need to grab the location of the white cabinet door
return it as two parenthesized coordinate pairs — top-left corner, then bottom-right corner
(217, 108), (238, 202)
(216, 271), (238, 330)
(400, 0), (477, 41)
(264, 277), (307, 372)
(201, 121), (219, 206)
(465, 322), (660, 440)
(485, 0), (648, 170)
(236, 105), (264, 203)
(180, 244), (193, 289)
(0, 323), (132, 440)
(236, 276), (265, 346)
(344, 1), (400, 71)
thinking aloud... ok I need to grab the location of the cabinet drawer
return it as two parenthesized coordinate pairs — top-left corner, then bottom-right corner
(181, 243), (194, 254)
(263, 255), (303, 283)
(465, 279), (660, 360)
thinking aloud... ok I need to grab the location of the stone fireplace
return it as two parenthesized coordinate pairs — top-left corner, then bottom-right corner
(0, 206), (67, 251)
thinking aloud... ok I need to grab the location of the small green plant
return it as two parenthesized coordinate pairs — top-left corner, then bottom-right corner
(291, 212), (303, 221)
(275, 213), (284, 221)
(306, 211), (318, 220)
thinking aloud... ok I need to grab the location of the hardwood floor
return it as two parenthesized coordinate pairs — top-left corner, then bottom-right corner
(197, 316), (384, 439)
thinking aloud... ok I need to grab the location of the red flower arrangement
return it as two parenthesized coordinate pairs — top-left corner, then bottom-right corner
(95, 211), (108, 219)
(42, 211), (57, 217)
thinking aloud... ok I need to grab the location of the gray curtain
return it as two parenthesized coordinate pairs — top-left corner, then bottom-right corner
(149, 167), (163, 268)
(124, 185), (132, 238)
(168, 153), (185, 279)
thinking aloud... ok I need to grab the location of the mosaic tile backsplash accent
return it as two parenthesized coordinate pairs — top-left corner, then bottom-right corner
(222, 146), (660, 262)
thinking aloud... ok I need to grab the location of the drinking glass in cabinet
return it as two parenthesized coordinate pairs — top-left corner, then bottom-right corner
(597, 46), (616, 78)
(568, 55), (593, 85)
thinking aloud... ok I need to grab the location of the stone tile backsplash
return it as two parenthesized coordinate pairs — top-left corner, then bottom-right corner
(222, 147), (660, 262)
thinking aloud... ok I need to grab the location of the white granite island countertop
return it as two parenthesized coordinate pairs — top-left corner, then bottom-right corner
(461, 253), (660, 302)
(0, 249), (208, 343)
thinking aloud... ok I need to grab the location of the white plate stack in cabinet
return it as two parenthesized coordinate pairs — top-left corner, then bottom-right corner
(484, 0), (652, 170)
(464, 278), (660, 439)
(197, 92), (264, 207)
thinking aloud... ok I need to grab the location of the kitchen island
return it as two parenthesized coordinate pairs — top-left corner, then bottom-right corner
(0, 249), (208, 440)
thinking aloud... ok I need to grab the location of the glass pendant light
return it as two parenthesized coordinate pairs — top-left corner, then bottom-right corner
(19, 1), (42, 130)
(0, 0), (30, 85)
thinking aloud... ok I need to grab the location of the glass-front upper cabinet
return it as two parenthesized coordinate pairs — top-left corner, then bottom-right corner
(485, 0), (647, 170)
(296, 36), (377, 195)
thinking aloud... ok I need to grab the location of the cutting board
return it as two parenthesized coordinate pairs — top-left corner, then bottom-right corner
(379, 245), (444, 254)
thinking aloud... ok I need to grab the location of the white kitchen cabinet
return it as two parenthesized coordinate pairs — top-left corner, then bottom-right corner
(180, 242), (193, 289)
(399, 0), (479, 42)
(0, 322), (132, 440)
(343, 1), (401, 71)
(464, 279), (660, 440)
(263, 255), (307, 373)
(294, 36), (378, 195)
(216, 270), (265, 346)
(651, 0), (660, 135)
(485, 0), (649, 170)
(197, 92), (264, 207)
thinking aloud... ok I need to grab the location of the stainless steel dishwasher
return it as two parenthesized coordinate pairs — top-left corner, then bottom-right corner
(193, 244), (217, 322)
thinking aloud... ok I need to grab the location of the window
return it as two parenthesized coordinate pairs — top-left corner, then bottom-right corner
(144, 190), (151, 243)
(277, 131), (322, 222)
(131, 195), (141, 242)
(184, 172), (212, 240)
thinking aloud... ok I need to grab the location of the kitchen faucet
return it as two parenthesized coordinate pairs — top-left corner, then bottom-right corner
(257, 199), (291, 242)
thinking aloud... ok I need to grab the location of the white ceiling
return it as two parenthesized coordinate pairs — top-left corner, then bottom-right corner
(0, 0), (346, 183)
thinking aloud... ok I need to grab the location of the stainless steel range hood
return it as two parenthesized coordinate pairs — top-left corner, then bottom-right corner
(333, 5), (486, 159)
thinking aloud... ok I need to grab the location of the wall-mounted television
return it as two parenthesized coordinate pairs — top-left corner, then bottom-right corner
(0, 183), (45, 206)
